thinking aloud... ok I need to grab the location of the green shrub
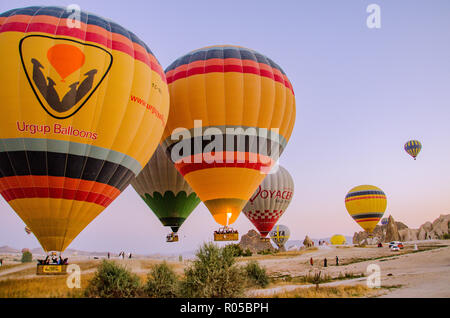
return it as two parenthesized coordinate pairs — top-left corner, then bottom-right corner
(244, 261), (269, 288)
(144, 262), (179, 298)
(84, 260), (141, 298)
(243, 248), (253, 257)
(442, 233), (450, 240)
(257, 249), (275, 255)
(179, 242), (245, 298)
(223, 244), (244, 257)
(21, 251), (32, 263)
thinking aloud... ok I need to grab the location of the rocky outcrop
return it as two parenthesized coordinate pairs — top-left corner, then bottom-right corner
(385, 215), (401, 242)
(303, 235), (313, 247)
(239, 229), (274, 253)
(353, 214), (450, 244)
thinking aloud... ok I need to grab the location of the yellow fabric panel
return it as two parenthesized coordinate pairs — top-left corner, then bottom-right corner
(9, 198), (103, 252)
(0, 32), (169, 168)
(184, 168), (265, 202)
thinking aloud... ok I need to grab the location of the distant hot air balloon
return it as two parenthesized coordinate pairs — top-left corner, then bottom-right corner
(269, 224), (290, 249)
(242, 166), (294, 239)
(345, 185), (387, 233)
(0, 7), (169, 254)
(131, 145), (201, 242)
(381, 217), (389, 225)
(330, 234), (346, 245)
(25, 226), (32, 235)
(162, 45), (296, 240)
(404, 140), (422, 160)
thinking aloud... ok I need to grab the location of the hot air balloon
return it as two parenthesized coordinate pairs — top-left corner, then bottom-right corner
(162, 45), (296, 241)
(269, 224), (290, 249)
(242, 166), (294, 241)
(25, 226), (32, 235)
(381, 217), (389, 225)
(131, 145), (201, 242)
(0, 7), (169, 262)
(404, 140), (422, 160)
(345, 185), (387, 234)
(330, 234), (346, 245)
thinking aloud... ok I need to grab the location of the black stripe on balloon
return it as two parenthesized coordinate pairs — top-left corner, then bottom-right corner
(165, 133), (283, 163)
(345, 190), (385, 198)
(0, 150), (134, 191)
(352, 213), (384, 220)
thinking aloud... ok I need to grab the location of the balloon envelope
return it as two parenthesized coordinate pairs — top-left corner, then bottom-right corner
(0, 6), (169, 252)
(131, 145), (201, 233)
(269, 224), (290, 249)
(404, 140), (422, 160)
(345, 185), (387, 233)
(330, 234), (346, 245)
(242, 166), (294, 237)
(162, 45), (296, 228)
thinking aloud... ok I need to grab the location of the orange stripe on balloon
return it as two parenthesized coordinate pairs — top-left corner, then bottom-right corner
(345, 195), (386, 202)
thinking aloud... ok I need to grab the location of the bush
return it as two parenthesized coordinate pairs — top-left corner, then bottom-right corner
(442, 233), (450, 240)
(257, 249), (275, 255)
(179, 243), (245, 298)
(144, 262), (179, 298)
(244, 261), (269, 288)
(84, 260), (141, 298)
(243, 248), (253, 257)
(21, 251), (32, 263)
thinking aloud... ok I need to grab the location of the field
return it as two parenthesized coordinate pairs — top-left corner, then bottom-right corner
(0, 240), (449, 298)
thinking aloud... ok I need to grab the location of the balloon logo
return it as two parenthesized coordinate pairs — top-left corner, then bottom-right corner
(47, 44), (85, 82)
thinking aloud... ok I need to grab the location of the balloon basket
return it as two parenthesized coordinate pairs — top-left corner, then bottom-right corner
(214, 227), (239, 241)
(166, 233), (179, 242)
(36, 264), (68, 275)
(259, 237), (270, 242)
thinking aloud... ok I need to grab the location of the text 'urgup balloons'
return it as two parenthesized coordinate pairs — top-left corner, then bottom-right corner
(0, 6), (169, 252)
(161, 45), (296, 230)
(404, 140), (422, 160)
(131, 145), (201, 239)
(345, 185), (387, 233)
(242, 166), (294, 238)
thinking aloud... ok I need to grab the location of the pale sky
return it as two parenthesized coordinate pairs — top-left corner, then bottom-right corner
(1, 1), (449, 254)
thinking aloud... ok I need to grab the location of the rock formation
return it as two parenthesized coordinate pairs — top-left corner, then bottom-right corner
(239, 229), (274, 253)
(303, 235), (313, 247)
(353, 214), (450, 244)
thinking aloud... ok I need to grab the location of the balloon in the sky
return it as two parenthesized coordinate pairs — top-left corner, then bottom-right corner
(162, 45), (296, 233)
(381, 217), (389, 225)
(404, 140), (422, 160)
(269, 224), (290, 249)
(345, 185), (387, 233)
(131, 145), (201, 240)
(242, 166), (294, 238)
(25, 226), (32, 235)
(330, 234), (346, 245)
(0, 6), (169, 252)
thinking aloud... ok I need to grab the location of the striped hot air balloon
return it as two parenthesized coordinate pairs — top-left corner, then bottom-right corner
(162, 45), (296, 234)
(345, 185), (387, 233)
(0, 6), (169, 252)
(404, 140), (422, 160)
(131, 145), (201, 240)
(269, 224), (290, 249)
(242, 166), (294, 238)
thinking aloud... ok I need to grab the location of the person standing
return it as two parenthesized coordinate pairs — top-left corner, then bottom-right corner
(336, 256), (339, 266)
(324, 258), (327, 267)
(310, 257), (314, 266)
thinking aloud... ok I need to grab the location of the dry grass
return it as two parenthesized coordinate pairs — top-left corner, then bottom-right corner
(0, 274), (94, 298)
(270, 284), (374, 298)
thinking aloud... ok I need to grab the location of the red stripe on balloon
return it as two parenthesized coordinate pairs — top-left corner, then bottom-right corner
(1, 187), (118, 207)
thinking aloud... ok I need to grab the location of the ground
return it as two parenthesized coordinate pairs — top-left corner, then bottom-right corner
(0, 240), (449, 298)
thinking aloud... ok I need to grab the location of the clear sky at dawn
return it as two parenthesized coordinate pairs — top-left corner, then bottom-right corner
(0, 0), (449, 254)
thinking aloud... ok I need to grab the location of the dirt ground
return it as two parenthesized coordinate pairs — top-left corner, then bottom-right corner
(1, 240), (449, 298)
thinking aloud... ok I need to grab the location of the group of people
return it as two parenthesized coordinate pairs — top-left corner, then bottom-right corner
(117, 251), (132, 259)
(214, 227), (238, 235)
(317, 240), (329, 246)
(37, 255), (68, 265)
(309, 256), (339, 267)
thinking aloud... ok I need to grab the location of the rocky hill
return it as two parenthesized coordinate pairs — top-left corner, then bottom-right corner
(353, 214), (450, 244)
(239, 229), (274, 252)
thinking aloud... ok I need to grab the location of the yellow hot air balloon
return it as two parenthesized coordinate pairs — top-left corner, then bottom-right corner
(345, 185), (387, 233)
(330, 234), (346, 245)
(162, 45), (296, 239)
(0, 6), (169, 253)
